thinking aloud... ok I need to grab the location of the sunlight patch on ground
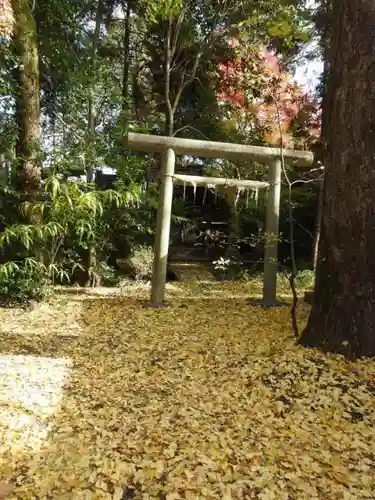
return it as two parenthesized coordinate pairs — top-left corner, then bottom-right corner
(0, 355), (71, 455)
(0, 300), (82, 337)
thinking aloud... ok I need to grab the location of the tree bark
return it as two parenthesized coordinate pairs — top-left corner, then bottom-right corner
(12, 0), (41, 191)
(300, 0), (375, 358)
(312, 0), (331, 270)
(121, 1), (131, 119)
(312, 178), (323, 271)
(164, 18), (174, 137)
(86, 0), (102, 183)
(163, 13), (202, 137)
(85, 0), (102, 286)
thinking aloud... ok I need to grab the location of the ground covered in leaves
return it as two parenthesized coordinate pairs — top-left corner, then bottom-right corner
(0, 282), (375, 499)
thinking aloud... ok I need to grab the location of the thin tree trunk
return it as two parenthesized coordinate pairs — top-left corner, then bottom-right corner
(164, 18), (174, 137)
(300, 0), (375, 358)
(86, 0), (102, 183)
(225, 207), (240, 260)
(312, 1), (331, 271)
(166, 113), (174, 137)
(121, 0), (131, 124)
(163, 12), (202, 137)
(85, 0), (102, 286)
(319, 0), (333, 153)
(312, 178), (323, 271)
(12, 0), (41, 191)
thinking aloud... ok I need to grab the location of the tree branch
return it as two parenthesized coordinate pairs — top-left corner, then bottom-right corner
(173, 125), (211, 140)
(272, 91), (299, 339)
(170, 3), (188, 59)
(164, 17), (173, 117)
(171, 50), (202, 113)
(52, 112), (81, 141)
(291, 176), (324, 186)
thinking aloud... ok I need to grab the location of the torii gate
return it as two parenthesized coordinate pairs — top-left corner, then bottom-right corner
(127, 133), (313, 307)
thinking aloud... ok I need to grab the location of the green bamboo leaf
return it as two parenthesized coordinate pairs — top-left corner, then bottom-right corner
(46, 176), (60, 199)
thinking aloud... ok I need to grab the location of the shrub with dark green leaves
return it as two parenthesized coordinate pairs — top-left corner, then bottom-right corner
(96, 261), (120, 286)
(0, 264), (50, 307)
(119, 245), (154, 281)
(294, 269), (315, 290)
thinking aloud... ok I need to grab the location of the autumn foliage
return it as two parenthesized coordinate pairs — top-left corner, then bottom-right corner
(1, 283), (375, 498)
(218, 40), (320, 149)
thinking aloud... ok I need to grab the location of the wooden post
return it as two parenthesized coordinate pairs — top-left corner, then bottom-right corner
(263, 158), (282, 306)
(150, 148), (175, 306)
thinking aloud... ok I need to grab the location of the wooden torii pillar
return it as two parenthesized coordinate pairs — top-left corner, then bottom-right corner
(127, 133), (313, 307)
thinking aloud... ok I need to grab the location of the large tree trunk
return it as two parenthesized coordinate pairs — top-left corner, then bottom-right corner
(12, 0), (41, 191)
(300, 0), (375, 358)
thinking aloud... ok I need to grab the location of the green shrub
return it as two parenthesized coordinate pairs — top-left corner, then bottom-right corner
(234, 268), (252, 282)
(127, 245), (154, 281)
(212, 257), (232, 280)
(0, 264), (50, 307)
(294, 269), (315, 289)
(96, 261), (120, 286)
(213, 258), (256, 282)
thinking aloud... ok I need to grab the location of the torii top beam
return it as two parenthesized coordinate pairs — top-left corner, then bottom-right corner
(127, 133), (314, 168)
